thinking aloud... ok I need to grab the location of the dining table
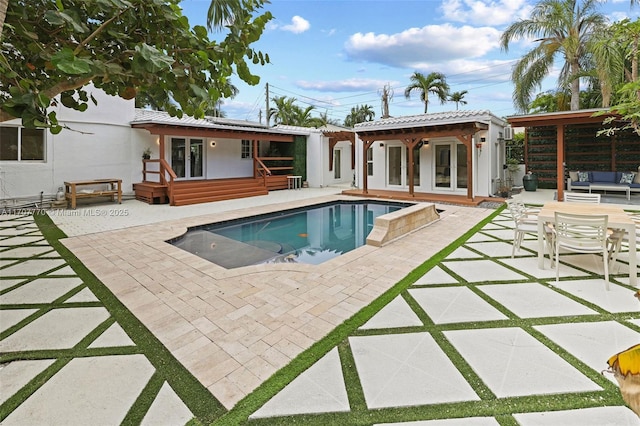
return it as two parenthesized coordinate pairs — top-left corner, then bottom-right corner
(536, 201), (638, 287)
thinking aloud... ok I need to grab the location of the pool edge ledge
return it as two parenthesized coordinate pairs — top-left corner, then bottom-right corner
(366, 203), (440, 247)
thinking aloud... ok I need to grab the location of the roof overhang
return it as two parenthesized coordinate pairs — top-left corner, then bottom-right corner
(131, 122), (304, 142)
(356, 121), (488, 142)
(506, 109), (616, 127)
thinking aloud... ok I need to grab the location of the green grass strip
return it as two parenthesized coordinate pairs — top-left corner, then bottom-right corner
(33, 213), (226, 424)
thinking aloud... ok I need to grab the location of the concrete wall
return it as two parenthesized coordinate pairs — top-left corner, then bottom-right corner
(0, 87), (146, 200)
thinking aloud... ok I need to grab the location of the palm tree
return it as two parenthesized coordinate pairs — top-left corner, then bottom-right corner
(344, 104), (375, 127)
(500, 0), (607, 112)
(449, 90), (468, 110)
(404, 71), (450, 113)
(207, 0), (245, 31)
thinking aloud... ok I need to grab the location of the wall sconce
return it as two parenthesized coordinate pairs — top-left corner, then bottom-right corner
(476, 137), (485, 153)
(210, 141), (217, 148)
(156, 137), (160, 145)
(421, 138), (429, 148)
(379, 142), (384, 148)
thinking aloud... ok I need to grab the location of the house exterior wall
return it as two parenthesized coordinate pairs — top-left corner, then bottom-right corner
(354, 113), (507, 198)
(1, 87), (146, 201)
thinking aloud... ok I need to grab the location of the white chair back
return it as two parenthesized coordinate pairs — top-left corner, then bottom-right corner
(554, 212), (608, 251)
(554, 212), (609, 288)
(563, 192), (601, 203)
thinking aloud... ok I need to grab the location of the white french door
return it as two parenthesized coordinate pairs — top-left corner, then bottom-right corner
(434, 143), (467, 190)
(171, 138), (204, 179)
(387, 144), (421, 187)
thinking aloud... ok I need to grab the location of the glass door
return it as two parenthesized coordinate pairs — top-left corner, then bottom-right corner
(334, 148), (341, 179)
(190, 139), (203, 178)
(456, 143), (467, 189)
(171, 138), (186, 178)
(435, 145), (451, 188)
(171, 137), (204, 179)
(387, 145), (402, 186)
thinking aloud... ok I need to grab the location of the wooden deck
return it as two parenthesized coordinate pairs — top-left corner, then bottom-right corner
(134, 176), (295, 206)
(341, 188), (502, 206)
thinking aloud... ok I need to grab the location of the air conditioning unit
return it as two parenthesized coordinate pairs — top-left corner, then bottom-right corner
(503, 126), (513, 141)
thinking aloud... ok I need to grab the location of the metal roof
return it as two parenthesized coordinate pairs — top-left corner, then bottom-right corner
(131, 109), (308, 136)
(354, 110), (505, 132)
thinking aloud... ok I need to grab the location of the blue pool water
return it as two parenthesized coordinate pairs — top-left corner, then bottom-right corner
(171, 200), (413, 268)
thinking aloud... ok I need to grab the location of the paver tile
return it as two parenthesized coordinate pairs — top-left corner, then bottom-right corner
(1, 355), (155, 426)
(349, 333), (479, 409)
(444, 327), (602, 398)
(250, 348), (349, 418)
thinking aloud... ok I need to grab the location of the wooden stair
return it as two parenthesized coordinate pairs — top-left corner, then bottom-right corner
(171, 177), (268, 206)
(265, 175), (290, 191)
(133, 182), (169, 204)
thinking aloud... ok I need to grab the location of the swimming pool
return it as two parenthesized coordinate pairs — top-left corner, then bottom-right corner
(171, 200), (415, 268)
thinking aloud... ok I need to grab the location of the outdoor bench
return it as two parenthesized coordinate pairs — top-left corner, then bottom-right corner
(567, 169), (640, 201)
(64, 179), (122, 209)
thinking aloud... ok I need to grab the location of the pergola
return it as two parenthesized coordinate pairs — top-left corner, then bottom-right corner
(355, 121), (488, 201)
(322, 130), (356, 171)
(507, 109), (618, 201)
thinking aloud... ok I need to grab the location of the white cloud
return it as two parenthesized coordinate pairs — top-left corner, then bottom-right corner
(295, 78), (401, 92)
(281, 16), (310, 33)
(344, 24), (502, 68)
(440, 0), (532, 25)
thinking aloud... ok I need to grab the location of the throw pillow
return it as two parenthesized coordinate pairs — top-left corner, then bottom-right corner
(620, 172), (635, 184)
(569, 171), (578, 181)
(577, 171), (590, 182)
(635, 167), (640, 184)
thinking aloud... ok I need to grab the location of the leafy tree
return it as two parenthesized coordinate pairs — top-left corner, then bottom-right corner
(449, 90), (468, 110)
(0, 0), (272, 132)
(404, 71), (450, 113)
(500, 0), (606, 112)
(599, 81), (640, 135)
(344, 104), (375, 127)
(528, 90), (570, 113)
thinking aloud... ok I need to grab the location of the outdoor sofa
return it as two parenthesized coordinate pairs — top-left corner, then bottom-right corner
(567, 168), (640, 200)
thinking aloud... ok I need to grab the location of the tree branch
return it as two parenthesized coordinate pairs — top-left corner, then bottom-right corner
(74, 7), (130, 55)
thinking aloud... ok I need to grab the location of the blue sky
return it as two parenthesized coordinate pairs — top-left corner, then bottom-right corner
(180, 0), (640, 124)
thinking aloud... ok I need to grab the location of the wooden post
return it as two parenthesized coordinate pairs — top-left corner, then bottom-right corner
(557, 124), (565, 201)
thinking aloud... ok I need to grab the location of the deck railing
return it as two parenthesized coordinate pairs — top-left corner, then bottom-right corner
(254, 157), (272, 187)
(142, 159), (177, 205)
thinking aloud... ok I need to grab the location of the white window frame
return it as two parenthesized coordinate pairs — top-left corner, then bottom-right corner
(241, 139), (252, 159)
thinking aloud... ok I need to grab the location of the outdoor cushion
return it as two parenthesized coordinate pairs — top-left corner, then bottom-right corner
(620, 172), (635, 184)
(571, 181), (590, 187)
(630, 183), (640, 188)
(591, 171), (615, 183)
(577, 171), (590, 182)
(569, 171), (579, 181)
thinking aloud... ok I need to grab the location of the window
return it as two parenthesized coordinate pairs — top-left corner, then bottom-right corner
(0, 127), (45, 161)
(366, 147), (373, 176)
(241, 139), (252, 159)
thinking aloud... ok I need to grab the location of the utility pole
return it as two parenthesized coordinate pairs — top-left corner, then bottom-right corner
(265, 83), (270, 127)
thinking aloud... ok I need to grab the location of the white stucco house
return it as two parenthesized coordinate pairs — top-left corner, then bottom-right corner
(0, 86), (355, 206)
(352, 110), (510, 202)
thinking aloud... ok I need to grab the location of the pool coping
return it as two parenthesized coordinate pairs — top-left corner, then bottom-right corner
(60, 194), (495, 409)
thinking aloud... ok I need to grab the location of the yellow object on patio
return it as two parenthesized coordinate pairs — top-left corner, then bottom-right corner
(607, 344), (640, 417)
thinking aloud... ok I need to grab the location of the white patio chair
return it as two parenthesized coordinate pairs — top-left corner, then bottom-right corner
(563, 192), (601, 203)
(553, 212), (610, 289)
(506, 198), (554, 265)
(608, 213), (640, 271)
